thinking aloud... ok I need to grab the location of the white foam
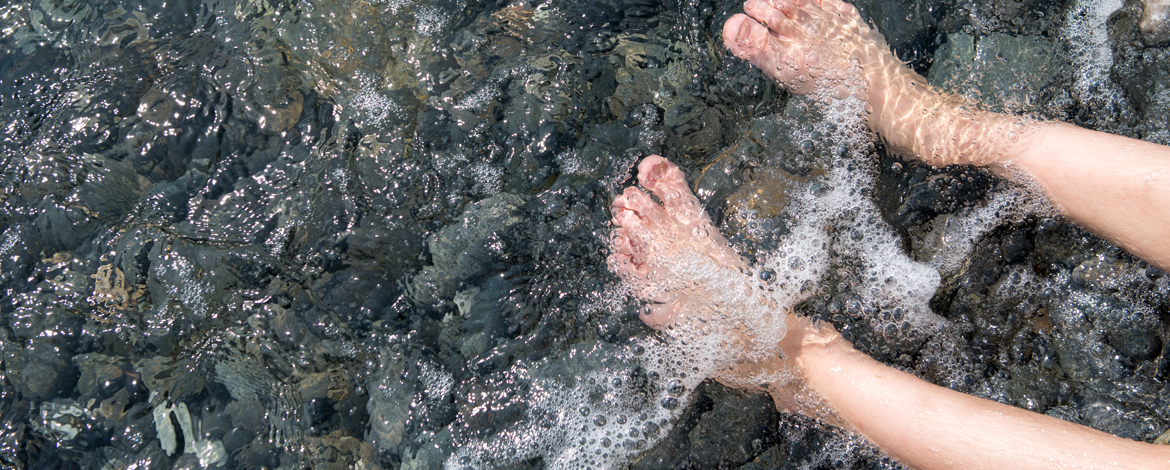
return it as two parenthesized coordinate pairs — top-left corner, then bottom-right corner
(455, 84), (501, 113)
(152, 251), (212, 321)
(415, 5), (451, 37)
(1061, 0), (1124, 100)
(470, 162), (503, 196)
(922, 184), (1053, 276)
(447, 336), (736, 470)
(0, 228), (16, 257)
(350, 72), (404, 128)
(371, 0), (413, 15)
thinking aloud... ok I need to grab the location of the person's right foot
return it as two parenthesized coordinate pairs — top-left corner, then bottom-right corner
(723, 0), (1030, 167)
(722, 0), (883, 100)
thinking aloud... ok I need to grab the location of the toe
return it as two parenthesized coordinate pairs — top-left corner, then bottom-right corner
(636, 155), (681, 193)
(642, 293), (685, 328)
(722, 13), (770, 60)
(620, 186), (672, 227)
(610, 228), (634, 255)
(637, 156), (706, 226)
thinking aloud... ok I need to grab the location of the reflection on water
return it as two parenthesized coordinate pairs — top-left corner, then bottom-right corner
(1, 0), (1169, 469)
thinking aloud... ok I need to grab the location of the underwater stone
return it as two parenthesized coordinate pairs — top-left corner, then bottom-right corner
(223, 397), (265, 432)
(34, 400), (94, 442)
(19, 342), (72, 400)
(929, 32), (1055, 113)
(408, 192), (527, 309)
(222, 427), (254, 454)
(685, 385), (779, 468)
(1071, 255), (1132, 291)
(1081, 399), (1161, 441)
(366, 348), (413, 452)
(74, 354), (125, 400)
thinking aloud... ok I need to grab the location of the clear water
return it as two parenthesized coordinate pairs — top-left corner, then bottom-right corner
(1, 0), (1168, 469)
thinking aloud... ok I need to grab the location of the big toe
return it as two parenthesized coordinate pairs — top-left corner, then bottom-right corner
(637, 156), (705, 224)
(723, 13), (768, 61)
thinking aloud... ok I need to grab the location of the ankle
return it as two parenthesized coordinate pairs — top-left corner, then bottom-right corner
(869, 81), (1030, 167)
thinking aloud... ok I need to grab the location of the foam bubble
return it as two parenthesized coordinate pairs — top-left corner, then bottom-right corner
(470, 162), (503, 196)
(447, 335), (742, 470)
(152, 251), (212, 320)
(0, 229), (16, 258)
(455, 84), (501, 114)
(1061, 0), (1124, 100)
(371, 0), (413, 15)
(415, 5), (452, 37)
(919, 183), (1054, 276)
(350, 72), (404, 128)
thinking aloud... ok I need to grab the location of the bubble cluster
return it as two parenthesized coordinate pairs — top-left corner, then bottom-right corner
(0, 229), (16, 257)
(447, 337), (738, 470)
(1061, 0), (1124, 100)
(151, 251), (213, 322)
(350, 72), (405, 128)
(371, 0), (414, 15)
(919, 185), (1054, 276)
(415, 5), (452, 37)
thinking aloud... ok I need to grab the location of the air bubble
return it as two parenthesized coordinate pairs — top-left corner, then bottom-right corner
(789, 257), (804, 270)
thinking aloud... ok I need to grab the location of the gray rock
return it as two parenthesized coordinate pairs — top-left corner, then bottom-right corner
(1082, 399), (1163, 441)
(685, 386), (778, 468)
(225, 400), (265, 431)
(407, 193), (527, 309)
(366, 349), (413, 452)
(74, 354), (126, 399)
(19, 342), (72, 400)
(928, 32), (1056, 113)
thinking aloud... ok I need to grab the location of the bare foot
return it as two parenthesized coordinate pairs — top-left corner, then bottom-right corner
(609, 155), (748, 327)
(609, 156), (851, 415)
(722, 0), (1034, 167)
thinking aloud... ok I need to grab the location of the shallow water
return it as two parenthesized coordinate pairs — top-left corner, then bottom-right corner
(1, 0), (1169, 469)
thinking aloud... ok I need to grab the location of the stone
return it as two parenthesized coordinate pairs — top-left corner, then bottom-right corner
(407, 193), (527, 309)
(74, 354), (125, 399)
(928, 32), (1056, 113)
(225, 400), (265, 431)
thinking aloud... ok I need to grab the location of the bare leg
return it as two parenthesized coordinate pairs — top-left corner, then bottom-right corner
(722, 0), (1028, 167)
(723, 0), (1170, 270)
(609, 156), (1170, 469)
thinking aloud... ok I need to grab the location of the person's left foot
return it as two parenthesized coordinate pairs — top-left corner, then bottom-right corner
(609, 155), (747, 327)
(609, 157), (848, 410)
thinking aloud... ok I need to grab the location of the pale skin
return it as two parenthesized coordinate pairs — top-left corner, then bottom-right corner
(608, 0), (1170, 468)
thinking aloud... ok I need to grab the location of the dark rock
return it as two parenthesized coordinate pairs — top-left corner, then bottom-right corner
(225, 400), (265, 431)
(223, 426), (254, 455)
(928, 32), (1056, 113)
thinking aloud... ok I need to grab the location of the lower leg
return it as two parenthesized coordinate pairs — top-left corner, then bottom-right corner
(722, 0), (1170, 269)
(721, 0), (1033, 166)
(609, 156), (1170, 469)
